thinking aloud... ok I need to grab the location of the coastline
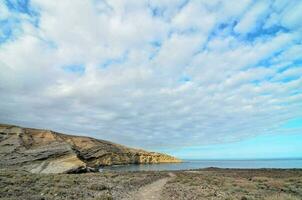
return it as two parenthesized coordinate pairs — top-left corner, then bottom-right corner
(101, 159), (302, 172)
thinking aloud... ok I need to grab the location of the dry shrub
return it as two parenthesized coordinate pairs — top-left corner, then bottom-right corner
(264, 193), (300, 200)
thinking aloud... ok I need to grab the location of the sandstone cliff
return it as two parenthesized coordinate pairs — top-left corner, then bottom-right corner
(0, 124), (181, 173)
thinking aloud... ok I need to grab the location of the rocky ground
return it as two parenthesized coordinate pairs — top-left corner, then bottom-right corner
(1, 168), (302, 200)
(0, 168), (167, 200)
(162, 168), (302, 200)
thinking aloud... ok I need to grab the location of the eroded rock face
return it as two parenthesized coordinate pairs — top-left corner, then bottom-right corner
(0, 124), (181, 173)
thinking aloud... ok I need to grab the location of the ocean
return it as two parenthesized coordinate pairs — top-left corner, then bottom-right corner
(101, 159), (302, 172)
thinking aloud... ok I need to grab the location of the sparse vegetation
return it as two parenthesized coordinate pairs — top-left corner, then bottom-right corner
(161, 169), (302, 200)
(1, 168), (301, 200)
(0, 169), (166, 200)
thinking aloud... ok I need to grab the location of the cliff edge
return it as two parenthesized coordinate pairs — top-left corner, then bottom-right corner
(0, 124), (181, 173)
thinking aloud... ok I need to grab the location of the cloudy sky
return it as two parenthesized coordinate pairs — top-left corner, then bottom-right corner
(0, 0), (302, 159)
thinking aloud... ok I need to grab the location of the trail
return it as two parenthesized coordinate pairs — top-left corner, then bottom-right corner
(123, 173), (175, 200)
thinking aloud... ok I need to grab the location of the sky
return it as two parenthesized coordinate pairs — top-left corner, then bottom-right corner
(0, 0), (302, 159)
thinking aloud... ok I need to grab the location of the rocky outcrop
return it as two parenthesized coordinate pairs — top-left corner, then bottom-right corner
(0, 124), (181, 173)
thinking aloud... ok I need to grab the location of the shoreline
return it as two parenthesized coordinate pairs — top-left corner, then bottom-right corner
(100, 159), (302, 172)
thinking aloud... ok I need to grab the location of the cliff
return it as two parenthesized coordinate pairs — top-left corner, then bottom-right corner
(0, 124), (181, 173)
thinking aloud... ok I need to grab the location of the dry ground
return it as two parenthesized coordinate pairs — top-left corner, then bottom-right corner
(1, 168), (302, 200)
(0, 169), (167, 200)
(162, 168), (302, 200)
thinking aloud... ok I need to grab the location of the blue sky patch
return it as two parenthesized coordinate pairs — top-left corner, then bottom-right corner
(0, 18), (21, 43)
(161, 133), (302, 159)
(100, 52), (128, 69)
(150, 6), (165, 18)
(63, 64), (85, 75)
(0, 0), (40, 44)
(0, 19), (13, 43)
(5, 0), (31, 15)
(282, 118), (302, 129)
(179, 75), (191, 83)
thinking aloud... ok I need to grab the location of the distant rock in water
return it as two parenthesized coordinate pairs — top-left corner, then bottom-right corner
(0, 124), (181, 174)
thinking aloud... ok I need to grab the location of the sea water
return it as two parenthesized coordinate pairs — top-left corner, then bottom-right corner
(101, 159), (302, 172)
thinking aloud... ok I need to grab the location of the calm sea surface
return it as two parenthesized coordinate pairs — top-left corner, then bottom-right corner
(101, 159), (302, 172)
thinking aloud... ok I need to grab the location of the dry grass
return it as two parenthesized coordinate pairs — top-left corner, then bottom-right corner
(0, 169), (166, 200)
(161, 169), (302, 200)
(264, 193), (300, 200)
(1, 168), (302, 200)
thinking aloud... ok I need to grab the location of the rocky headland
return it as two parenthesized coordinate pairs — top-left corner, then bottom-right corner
(0, 124), (181, 174)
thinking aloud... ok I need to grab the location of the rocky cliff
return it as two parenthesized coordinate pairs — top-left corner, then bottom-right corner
(0, 124), (181, 173)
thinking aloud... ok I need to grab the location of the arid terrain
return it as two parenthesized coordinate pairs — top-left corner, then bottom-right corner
(1, 124), (301, 199)
(1, 168), (302, 200)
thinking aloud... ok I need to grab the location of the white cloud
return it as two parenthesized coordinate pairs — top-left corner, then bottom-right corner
(154, 33), (205, 75)
(0, 0), (301, 150)
(172, 1), (216, 33)
(234, 1), (269, 34)
(0, 1), (10, 19)
(280, 1), (302, 30)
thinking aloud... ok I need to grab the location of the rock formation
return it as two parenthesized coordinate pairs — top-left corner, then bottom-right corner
(0, 124), (181, 173)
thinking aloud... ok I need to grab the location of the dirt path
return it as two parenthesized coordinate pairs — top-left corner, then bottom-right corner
(123, 173), (175, 200)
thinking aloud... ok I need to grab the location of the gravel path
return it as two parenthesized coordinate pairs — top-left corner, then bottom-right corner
(123, 173), (175, 200)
